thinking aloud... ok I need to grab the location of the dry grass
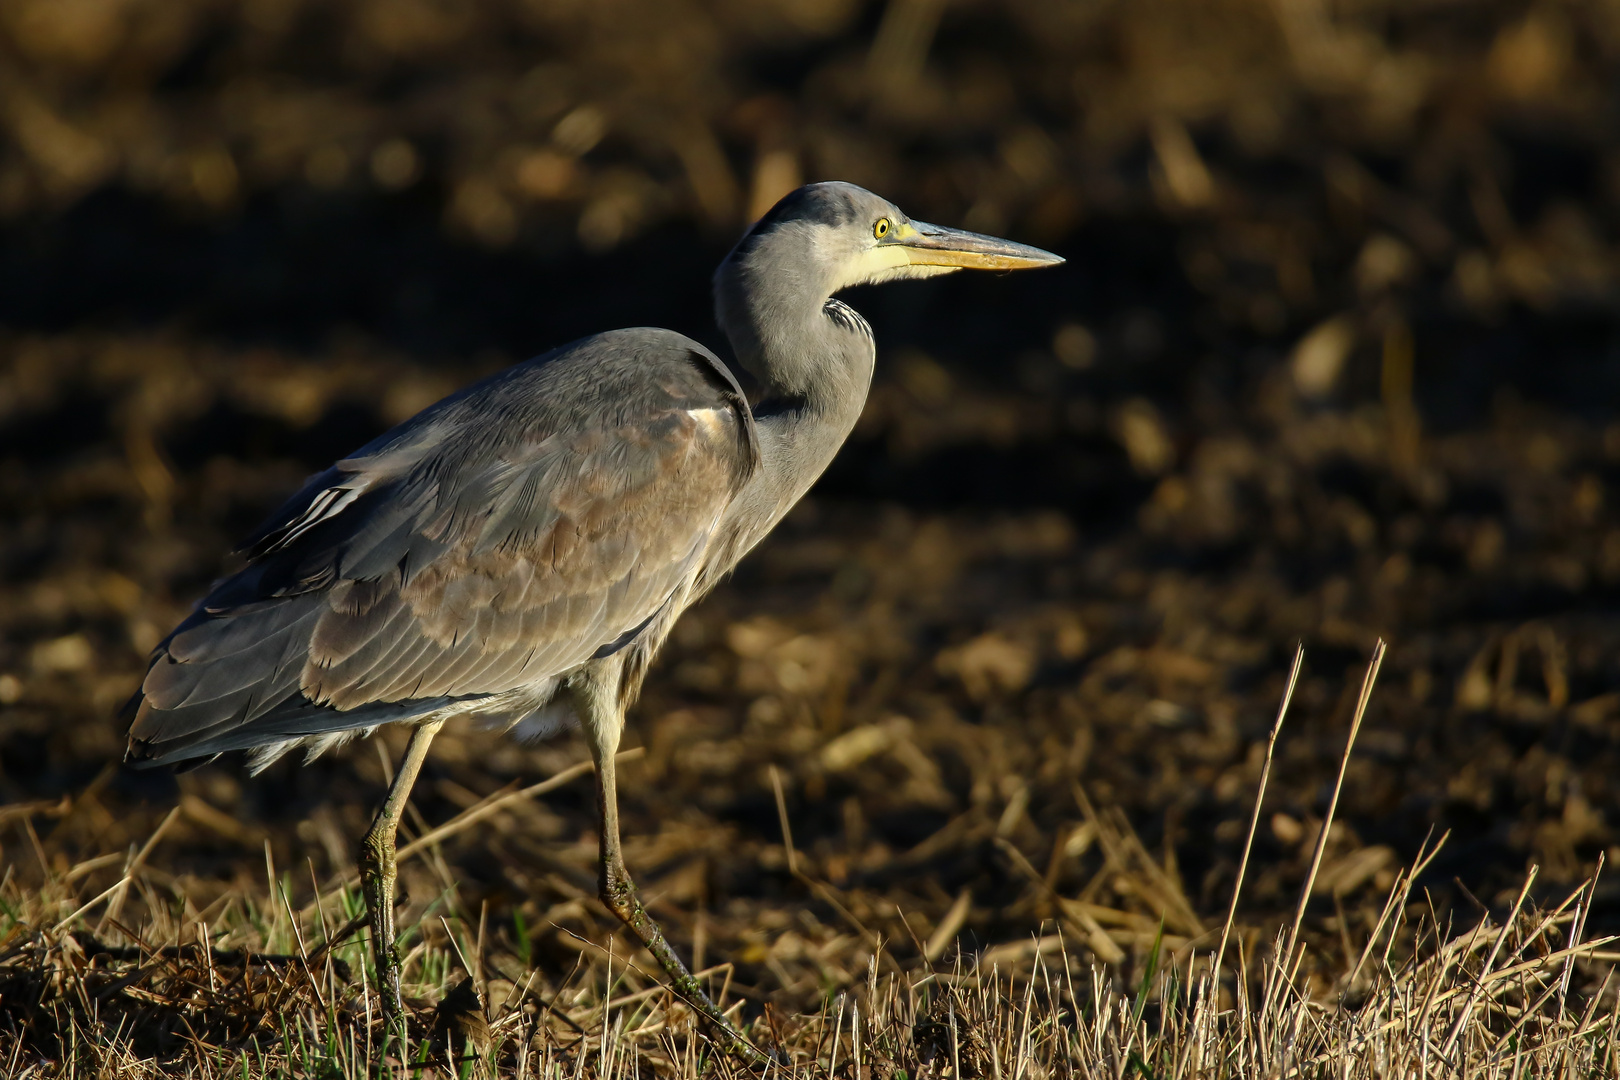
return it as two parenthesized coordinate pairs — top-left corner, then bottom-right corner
(2, 648), (1615, 1078)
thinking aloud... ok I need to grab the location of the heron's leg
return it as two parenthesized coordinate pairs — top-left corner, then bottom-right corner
(592, 746), (769, 1064)
(574, 670), (767, 1064)
(359, 718), (444, 1034)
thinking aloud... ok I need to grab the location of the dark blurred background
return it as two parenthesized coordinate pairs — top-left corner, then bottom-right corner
(5, 0), (1620, 985)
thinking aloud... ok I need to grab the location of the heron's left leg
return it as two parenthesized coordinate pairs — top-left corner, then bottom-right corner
(359, 718), (444, 1035)
(573, 672), (768, 1064)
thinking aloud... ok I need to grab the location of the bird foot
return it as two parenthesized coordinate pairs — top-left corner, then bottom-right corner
(600, 879), (775, 1066)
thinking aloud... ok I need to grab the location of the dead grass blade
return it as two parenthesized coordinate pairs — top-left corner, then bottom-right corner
(1215, 642), (1303, 978)
(1280, 638), (1384, 982)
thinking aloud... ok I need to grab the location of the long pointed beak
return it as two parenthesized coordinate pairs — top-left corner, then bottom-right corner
(890, 220), (1064, 271)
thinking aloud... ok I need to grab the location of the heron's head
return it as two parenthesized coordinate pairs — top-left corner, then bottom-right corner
(722, 182), (1062, 299)
(715, 182), (1061, 388)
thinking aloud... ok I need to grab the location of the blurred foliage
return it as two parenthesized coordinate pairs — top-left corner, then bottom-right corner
(0, 0), (1616, 272)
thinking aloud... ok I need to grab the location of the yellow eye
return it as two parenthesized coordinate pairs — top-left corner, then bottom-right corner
(874, 218), (891, 239)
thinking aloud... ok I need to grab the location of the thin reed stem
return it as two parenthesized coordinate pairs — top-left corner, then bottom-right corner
(1280, 639), (1385, 983)
(1214, 643), (1303, 979)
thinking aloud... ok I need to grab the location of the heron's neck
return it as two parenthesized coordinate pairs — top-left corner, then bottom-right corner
(720, 297), (876, 555)
(752, 300), (875, 483)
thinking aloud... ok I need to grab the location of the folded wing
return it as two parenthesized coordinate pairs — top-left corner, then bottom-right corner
(126, 329), (756, 765)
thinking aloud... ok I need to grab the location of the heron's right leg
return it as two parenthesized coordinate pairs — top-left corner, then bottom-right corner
(359, 719), (444, 1034)
(572, 672), (769, 1064)
(593, 748), (774, 1064)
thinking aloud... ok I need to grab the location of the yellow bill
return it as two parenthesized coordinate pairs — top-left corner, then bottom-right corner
(885, 219), (1064, 271)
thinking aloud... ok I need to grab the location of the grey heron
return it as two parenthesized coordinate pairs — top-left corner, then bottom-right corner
(123, 182), (1061, 1060)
